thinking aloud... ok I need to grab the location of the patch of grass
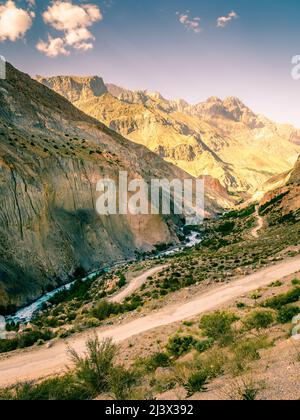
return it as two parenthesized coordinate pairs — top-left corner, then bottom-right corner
(108, 366), (139, 400)
(184, 371), (208, 397)
(137, 352), (171, 373)
(167, 335), (196, 358)
(91, 300), (123, 321)
(194, 338), (214, 353)
(229, 335), (271, 374)
(268, 281), (283, 288)
(277, 305), (300, 324)
(262, 288), (300, 310)
(199, 311), (238, 345)
(250, 290), (262, 300)
(236, 302), (247, 309)
(291, 279), (300, 286)
(182, 321), (194, 327)
(243, 310), (276, 330)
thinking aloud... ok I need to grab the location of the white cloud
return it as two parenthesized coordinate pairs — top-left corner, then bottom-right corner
(0, 0), (35, 42)
(37, 1), (102, 57)
(36, 35), (70, 57)
(177, 11), (202, 34)
(217, 11), (238, 28)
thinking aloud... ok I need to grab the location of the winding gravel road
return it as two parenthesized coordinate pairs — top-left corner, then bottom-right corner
(109, 265), (167, 304)
(251, 207), (264, 238)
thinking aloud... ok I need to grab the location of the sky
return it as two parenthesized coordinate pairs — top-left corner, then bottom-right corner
(0, 0), (300, 127)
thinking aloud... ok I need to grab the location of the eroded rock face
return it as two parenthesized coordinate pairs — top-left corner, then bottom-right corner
(0, 64), (195, 312)
(36, 75), (108, 103)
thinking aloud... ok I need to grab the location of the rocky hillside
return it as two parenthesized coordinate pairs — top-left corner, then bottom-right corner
(36, 75), (108, 103)
(259, 155), (300, 224)
(0, 65), (231, 313)
(36, 76), (300, 195)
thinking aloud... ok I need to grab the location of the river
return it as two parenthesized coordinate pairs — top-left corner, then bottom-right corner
(5, 230), (202, 324)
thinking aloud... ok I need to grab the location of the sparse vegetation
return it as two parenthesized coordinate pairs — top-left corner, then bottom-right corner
(199, 311), (238, 344)
(167, 335), (196, 358)
(243, 310), (275, 330)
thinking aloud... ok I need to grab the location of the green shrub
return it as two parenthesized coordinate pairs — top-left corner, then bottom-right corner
(250, 291), (262, 300)
(49, 278), (94, 306)
(291, 279), (300, 286)
(108, 366), (139, 400)
(268, 281), (283, 288)
(277, 305), (300, 324)
(69, 336), (117, 396)
(199, 311), (238, 343)
(243, 310), (275, 330)
(241, 385), (260, 401)
(5, 322), (19, 332)
(0, 338), (18, 354)
(142, 352), (171, 372)
(167, 335), (196, 357)
(182, 321), (193, 327)
(0, 330), (54, 354)
(17, 330), (54, 349)
(91, 300), (122, 321)
(263, 288), (300, 310)
(215, 221), (235, 235)
(117, 275), (126, 288)
(194, 338), (214, 353)
(184, 371), (208, 397)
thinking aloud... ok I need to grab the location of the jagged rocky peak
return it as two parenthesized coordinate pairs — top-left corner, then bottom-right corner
(106, 83), (130, 98)
(193, 95), (263, 127)
(119, 89), (148, 105)
(36, 74), (108, 102)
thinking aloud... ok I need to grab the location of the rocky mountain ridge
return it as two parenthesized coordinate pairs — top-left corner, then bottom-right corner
(36, 75), (300, 195)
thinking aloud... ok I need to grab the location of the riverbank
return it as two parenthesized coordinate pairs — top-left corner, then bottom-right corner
(4, 230), (202, 325)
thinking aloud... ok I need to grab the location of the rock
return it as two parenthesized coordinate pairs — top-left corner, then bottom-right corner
(292, 314), (300, 324)
(46, 341), (55, 349)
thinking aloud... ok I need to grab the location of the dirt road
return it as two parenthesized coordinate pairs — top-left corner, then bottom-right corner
(251, 207), (264, 238)
(1, 255), (300, 387)
(109, 265), (167, 304)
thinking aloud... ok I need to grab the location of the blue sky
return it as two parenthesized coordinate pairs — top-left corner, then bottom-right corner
(0, 0), (300, 127)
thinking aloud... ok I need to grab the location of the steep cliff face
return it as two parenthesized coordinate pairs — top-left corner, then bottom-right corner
(1, 64), (224, 313)
(37, 75), (300, 195)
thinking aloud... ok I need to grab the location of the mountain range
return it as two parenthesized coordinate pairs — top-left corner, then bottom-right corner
(37, 75), (300, 196)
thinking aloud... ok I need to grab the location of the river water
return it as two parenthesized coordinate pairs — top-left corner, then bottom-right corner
(5, 231), (201, 324)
